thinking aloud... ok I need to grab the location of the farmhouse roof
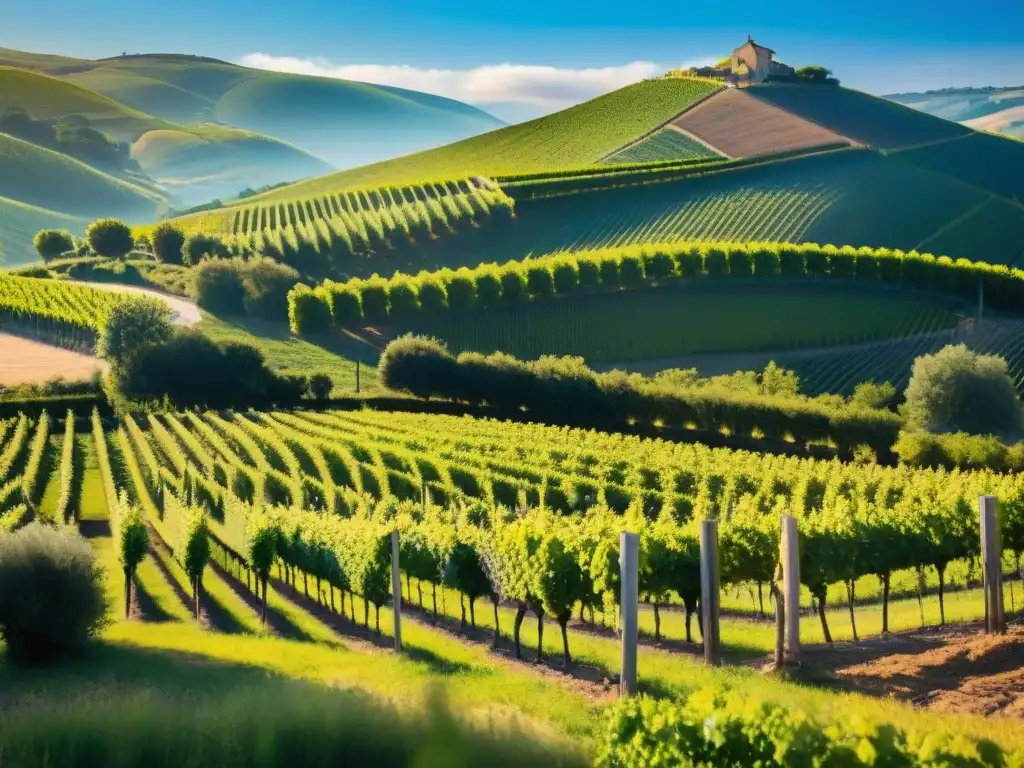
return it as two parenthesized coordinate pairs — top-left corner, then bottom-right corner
(736, 35), (775, 56)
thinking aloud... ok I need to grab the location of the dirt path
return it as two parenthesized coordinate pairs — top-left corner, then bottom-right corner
(0, 333), (105, 386)
(78, 282), (201, 326)
(803, 620), (1024, 718)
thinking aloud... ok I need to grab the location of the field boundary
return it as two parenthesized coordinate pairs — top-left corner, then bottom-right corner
(596, 84), (726, 162)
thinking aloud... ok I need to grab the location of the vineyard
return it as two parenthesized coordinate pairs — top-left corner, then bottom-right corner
(153, 178), (515, 269)
(2, 404), (1024, 762)
(0, 273), (131, 348)
(603, 127), (722, 164)
(402, 282), (957, 362)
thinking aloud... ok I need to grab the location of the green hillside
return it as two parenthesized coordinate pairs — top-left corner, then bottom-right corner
(64, 68), (216, 124)
(0, 196), (86, 266)
(886, 86), (1024, 139)
(896, 131), (1024, 201)
(0, 66), (174, 140)
(131, 124), (333, 205)
(248, 77), (723, 201)
(0, 132), (165, 219)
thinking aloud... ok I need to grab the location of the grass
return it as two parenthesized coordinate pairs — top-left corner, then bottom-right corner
(897, 131), (1024, 202)
(245, 78), (721, 201)
(199, 314), (381, 394)
(403, 281), (958, 363)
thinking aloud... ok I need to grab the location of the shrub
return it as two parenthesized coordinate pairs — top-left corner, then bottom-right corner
(618, 253), (645, 287)
(474, 265), (502, 308)
(551, 257), (580, 294)
(417, 274), (449, 312)
(727, 248), (753, 277)
(642, 249), (674, 281)
(597, 254), (621, 289)
(445, 268), (477, 311)
(751, 245), (780, 276)
(0, 524), (106, 663)
(194, 258), (245, 315)
(827, 247), (855, 278)
(386, 276), (420, 318)
(903, 344), (1023, 438)
(133, 233), (152, 253)
(358, 276), (390, 324)
(33, 229), (75, 262)
(86, 218), (133, 259)
(804, 246), (828, 276)
(150, 223), (187, 265)
(182, 233), (228, 266)
(239, 257), (301, 321)
(308, 373), (333, 400)
(893, 430), (1016, 471)
(499, 263), (527, 301)
(673, 246), (701, 278)
(524, 261), (555, 298)
(288, 284), (332, 335)
(378, 335), (458, 399)
(849, 380), (896, 410)
(777, 245), (805, 276)
(96, 294), (174, 363)
(703, 245), (728, 276)
(323, 283), (363, 327)
(854, 251), (879, 281)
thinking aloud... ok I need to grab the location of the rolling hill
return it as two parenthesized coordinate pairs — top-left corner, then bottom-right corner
(886, 86), (1024, 139)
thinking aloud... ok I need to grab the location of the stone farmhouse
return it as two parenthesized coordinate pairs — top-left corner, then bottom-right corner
(690, 37), (795, 86)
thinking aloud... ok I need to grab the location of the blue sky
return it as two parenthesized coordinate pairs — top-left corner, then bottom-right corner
(3, 0), (1023, 118)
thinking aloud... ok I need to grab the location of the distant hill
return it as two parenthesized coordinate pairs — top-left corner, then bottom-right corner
(0, 47), (506, 255)
(0, 49), (505, 169)
(886, 85), (1024, 140)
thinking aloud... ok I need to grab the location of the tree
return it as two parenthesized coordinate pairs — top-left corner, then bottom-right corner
(151, 223), (187, 265)
(96, 295), (174, 364)
(32, 229), (75, 262)
(86, 218), (134, 259)
(308, 373), (333, 401)
(903, 344), (1023, 438)
(795, 66), (834, 83)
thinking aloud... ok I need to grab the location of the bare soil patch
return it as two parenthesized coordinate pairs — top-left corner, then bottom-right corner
(672, 89), (851, 159)
(0, 332), (104, 386)
(802, 620), (1024, 718)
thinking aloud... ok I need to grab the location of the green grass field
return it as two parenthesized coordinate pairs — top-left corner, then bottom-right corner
(603, 127), (722, 164)
(401, 281), (958, 362)
(897, 131), (1024, 201)
(245, 77), (722, 201)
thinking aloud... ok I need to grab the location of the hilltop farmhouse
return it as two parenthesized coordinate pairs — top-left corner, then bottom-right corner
(690, 37), (796, 85)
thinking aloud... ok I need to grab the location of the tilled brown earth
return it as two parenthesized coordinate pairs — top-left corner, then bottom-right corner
(801, 621), (1024, 718)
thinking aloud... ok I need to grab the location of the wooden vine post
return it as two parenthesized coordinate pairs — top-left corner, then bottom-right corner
(619, 531), (639, 696)
(391, 529), (403, 652)
(781, 515), (801, 667)
(700, 519), (721, 666)
(980, 495), (1006, 634)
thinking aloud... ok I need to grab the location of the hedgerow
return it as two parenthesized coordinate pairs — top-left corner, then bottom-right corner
(290, 241), (1020, 333)
(378, 335), (901, 460)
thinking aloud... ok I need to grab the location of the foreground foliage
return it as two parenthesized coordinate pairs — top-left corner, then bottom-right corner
(598, 688), (1023, 767)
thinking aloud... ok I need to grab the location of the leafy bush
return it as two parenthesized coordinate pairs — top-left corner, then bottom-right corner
(358, 276), (390, 324)
(308, 373), (333, 400)
(445, 269), (477, 311)
(288, 284), (332, 335)
(193, 258), (245, 315)
(386, 276), (420, 318)
(323, 283), (362, 327)
(0, 524), (106, 663)
(524, 261), (555, 298)
(378, 335), (458, 399)
(96, 294), (174, 363)
(33, 229), (75, 262)
(499, 264), (527, 302)
(618, 254), (645, 287)
(551, 258), (580, 294)
(850, 380), (897, 410)
(86, 218), (134, 259)
(893, 430), (1023, 471)
(474, 265), (502, 308)
(418, 275), (448, 313)
(182, 233), (228, 266)
(239, 256), (300, 321)
(150, 223), (187, 265)
(598, 688), (1012, 768)
(903, 344), (1023, 438)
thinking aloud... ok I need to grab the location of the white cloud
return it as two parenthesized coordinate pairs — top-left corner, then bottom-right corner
(237, 53), (695, 111)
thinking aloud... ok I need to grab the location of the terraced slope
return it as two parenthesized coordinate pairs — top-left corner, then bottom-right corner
(671, 88), (851, 158)
(245, 78), (723, 201)
(750, 83), (971, 149)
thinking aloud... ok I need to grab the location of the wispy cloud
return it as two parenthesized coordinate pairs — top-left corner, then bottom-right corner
(237, 54), (704, 111)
